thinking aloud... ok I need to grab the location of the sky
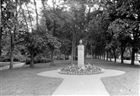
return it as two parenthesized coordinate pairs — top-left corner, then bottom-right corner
(24, 0), (100, 31)
(22, 0), (65, 31)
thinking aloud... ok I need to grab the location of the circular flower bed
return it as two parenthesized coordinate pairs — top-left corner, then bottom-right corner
(58, 64), (105, 75)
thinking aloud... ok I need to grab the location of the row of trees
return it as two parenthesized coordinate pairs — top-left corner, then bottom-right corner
(90, 0), (140, 65)
(1, 0), (140, 69)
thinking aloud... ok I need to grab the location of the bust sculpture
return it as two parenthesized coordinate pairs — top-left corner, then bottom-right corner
(79, 40), (83, 45)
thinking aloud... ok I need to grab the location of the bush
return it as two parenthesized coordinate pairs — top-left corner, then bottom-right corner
(25, 58), (51, 65)
(0, 53), (25, 62)
(0, 56), (20, 62)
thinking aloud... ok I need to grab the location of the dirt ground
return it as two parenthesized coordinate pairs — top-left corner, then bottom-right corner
(0, 59), (140, 96)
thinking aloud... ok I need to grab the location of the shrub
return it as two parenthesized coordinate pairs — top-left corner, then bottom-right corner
(59, 64), (105, 75)
(25, 58), (51, 65)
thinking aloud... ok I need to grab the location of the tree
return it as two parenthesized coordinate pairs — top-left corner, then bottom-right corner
(125, 20), (140, 65)
(1, 0), (32, 69)
(65, 0), (101, 63)
(107, 0), (140, 64)
(86, 7), (110, 59)
(1, 0), (18, 69)
(108, 19), (130, 63)
(41, 0), (71, 65)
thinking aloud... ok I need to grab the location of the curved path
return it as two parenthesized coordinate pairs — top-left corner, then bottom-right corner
(37, 69), (125, 96)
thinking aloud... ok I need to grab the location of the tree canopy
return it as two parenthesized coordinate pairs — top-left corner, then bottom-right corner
(1, 0), (140, 68)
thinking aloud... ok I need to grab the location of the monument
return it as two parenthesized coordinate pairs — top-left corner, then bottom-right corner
(58, 39), (104, 75)
(78, 40), (84, 68)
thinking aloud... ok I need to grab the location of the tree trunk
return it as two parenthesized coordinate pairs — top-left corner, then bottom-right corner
(103, 54), (104, 59)
(9, 0), (18, 69)
(71, 29), (76, 64)
(0, 28), (2, 57)
(9, 32), (14, 69)
(91, 44), (93, 58)
(71, 47), (74, 64)
(113, 49), (116, 62)
(10, 51), (13, 69)
(26, 4), (33, 29)
(95, 54), (97, 58)
(100, 54), (101, 59)
(120, 46), (125, 63)
(33, 0), (39, 29)
(104, 52), (106, 60)
(84, 44), (88, 60)
(131, 47), (135, 65)
(106, 51), (109, 60)
(64, 53), (66, 60)
(50, 49), (55, 66)
(21, 8), (29, 31)
(30, 50), (34, 67)
(109, 52), (111, 61)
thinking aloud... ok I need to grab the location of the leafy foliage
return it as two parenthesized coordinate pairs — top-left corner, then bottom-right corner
(59, 64), (104, 75)
(1, 0), (140, 67)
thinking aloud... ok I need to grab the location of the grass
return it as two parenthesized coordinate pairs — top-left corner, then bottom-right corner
(0, 60), (70, 96)
(0, 59), (140, 96)
(0, 62), (22, 67)
(87, 59), (140, 96)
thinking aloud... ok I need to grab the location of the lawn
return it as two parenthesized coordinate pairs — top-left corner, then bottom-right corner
(0, 62), (22, 67)
(0, 60), (70, 96)
(87, 59), (140, 96)
(0, 59), (139, 96)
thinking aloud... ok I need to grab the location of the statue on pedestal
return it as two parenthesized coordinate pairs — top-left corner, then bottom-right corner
(78, 40), (84, 68)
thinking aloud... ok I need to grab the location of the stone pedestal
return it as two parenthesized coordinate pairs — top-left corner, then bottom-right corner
(78, 45), (84, 68)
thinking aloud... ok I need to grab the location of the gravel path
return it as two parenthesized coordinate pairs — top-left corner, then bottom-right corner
(37, 69), (125, 96)
(1, 59), (139, 96)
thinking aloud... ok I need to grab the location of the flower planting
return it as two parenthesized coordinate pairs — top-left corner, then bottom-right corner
(59, 64), (105, 75)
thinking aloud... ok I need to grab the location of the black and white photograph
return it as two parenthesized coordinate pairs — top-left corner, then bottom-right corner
(0, 0), (140, 96)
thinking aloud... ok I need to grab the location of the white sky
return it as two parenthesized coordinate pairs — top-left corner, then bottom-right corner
(23, 0), (100, 31)
(29, 0), (99, 15)
(1, 0), (101, 32)
(23, 0), (65, 31)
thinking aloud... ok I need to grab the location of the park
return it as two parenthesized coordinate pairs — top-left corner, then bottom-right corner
(1, 0), (140, 96)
